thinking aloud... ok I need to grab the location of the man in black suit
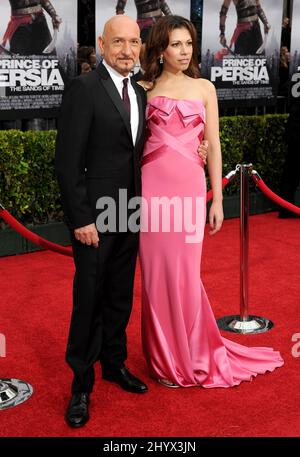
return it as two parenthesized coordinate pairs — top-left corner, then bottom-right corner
(55, 15), (148, 428)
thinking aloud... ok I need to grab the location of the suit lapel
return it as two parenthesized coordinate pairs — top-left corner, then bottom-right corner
(132, 79), (145, 148)
(96, 63), (133, 143)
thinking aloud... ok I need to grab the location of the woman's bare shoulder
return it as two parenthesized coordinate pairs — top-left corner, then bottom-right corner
(194, 77), (216, 92)
(183, 77), (215, 105)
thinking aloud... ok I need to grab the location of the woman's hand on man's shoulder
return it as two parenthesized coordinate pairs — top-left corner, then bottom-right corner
(137, 80), (154, 92)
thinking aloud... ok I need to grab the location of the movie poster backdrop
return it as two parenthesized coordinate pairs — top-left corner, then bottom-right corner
(0, 0), (77, 119)
(201, 0), (284, 106)
(290, 0), (300, 101)
(95, 0), (192, 73)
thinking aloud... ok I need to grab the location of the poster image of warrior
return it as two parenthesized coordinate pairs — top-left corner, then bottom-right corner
(290, 0), (300, 101)
(116, 0), (172, 43)
(201, 0), (284, 107)
(96, 0), (191, 62)
(0, 1), (77, 119)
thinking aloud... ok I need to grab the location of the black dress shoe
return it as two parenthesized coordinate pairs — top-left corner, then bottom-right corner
(102, 366), (148, 393)
(65, 392), (90, 428)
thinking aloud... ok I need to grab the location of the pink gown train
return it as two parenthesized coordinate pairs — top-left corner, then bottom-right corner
(139, 95), (284, 388)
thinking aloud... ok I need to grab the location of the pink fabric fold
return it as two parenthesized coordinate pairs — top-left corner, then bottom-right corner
(139, 95), (284, 388)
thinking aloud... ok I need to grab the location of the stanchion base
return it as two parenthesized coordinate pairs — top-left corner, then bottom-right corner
(217, 315), (274, 334)
(0, 378), (33, 410)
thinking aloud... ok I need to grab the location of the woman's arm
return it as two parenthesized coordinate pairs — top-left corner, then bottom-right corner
(203, 79), (224, 234)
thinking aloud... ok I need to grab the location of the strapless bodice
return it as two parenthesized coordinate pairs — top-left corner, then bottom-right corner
(142, 95), (206, 166)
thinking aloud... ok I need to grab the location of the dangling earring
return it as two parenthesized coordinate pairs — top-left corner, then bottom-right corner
(159, 54), (164, 64)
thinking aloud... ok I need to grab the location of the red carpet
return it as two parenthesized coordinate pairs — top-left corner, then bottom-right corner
(0, 212), (300, 437)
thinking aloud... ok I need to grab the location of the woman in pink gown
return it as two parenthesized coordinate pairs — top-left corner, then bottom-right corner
(138, 15), (284, 388)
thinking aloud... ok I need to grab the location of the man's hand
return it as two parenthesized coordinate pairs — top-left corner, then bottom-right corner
(74, 223), (99, 248)
(198, 140), (208, 164)
(264, 23), (271, 34)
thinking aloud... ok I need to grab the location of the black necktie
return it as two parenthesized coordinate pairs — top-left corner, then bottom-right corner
(122, 78), (131, 118)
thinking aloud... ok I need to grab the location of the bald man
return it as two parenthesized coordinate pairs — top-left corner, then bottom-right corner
(55, 15), (148, 428)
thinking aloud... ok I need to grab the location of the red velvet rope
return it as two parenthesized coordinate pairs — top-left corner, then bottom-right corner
(252, 172), (300, 215)
(0, 207), (73, 257)
(206, 169), (237, 202)
(0, 168), (237, 257)
(2, 168), (297, 259)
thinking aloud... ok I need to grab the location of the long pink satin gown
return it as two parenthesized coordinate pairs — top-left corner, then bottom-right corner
(139, 95), (284, 388)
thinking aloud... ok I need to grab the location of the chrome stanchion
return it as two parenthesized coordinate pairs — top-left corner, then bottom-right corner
(1, 206), (34, 409)
(0, 329), (33, 410)
(0, 378), (33, 410)
(217, 163), (274, 334)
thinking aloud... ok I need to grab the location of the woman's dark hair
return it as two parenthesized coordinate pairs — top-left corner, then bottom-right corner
(143, 15), (200, 82)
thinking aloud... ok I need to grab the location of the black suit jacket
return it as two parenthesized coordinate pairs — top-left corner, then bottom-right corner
(55, 63), (147, 231)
